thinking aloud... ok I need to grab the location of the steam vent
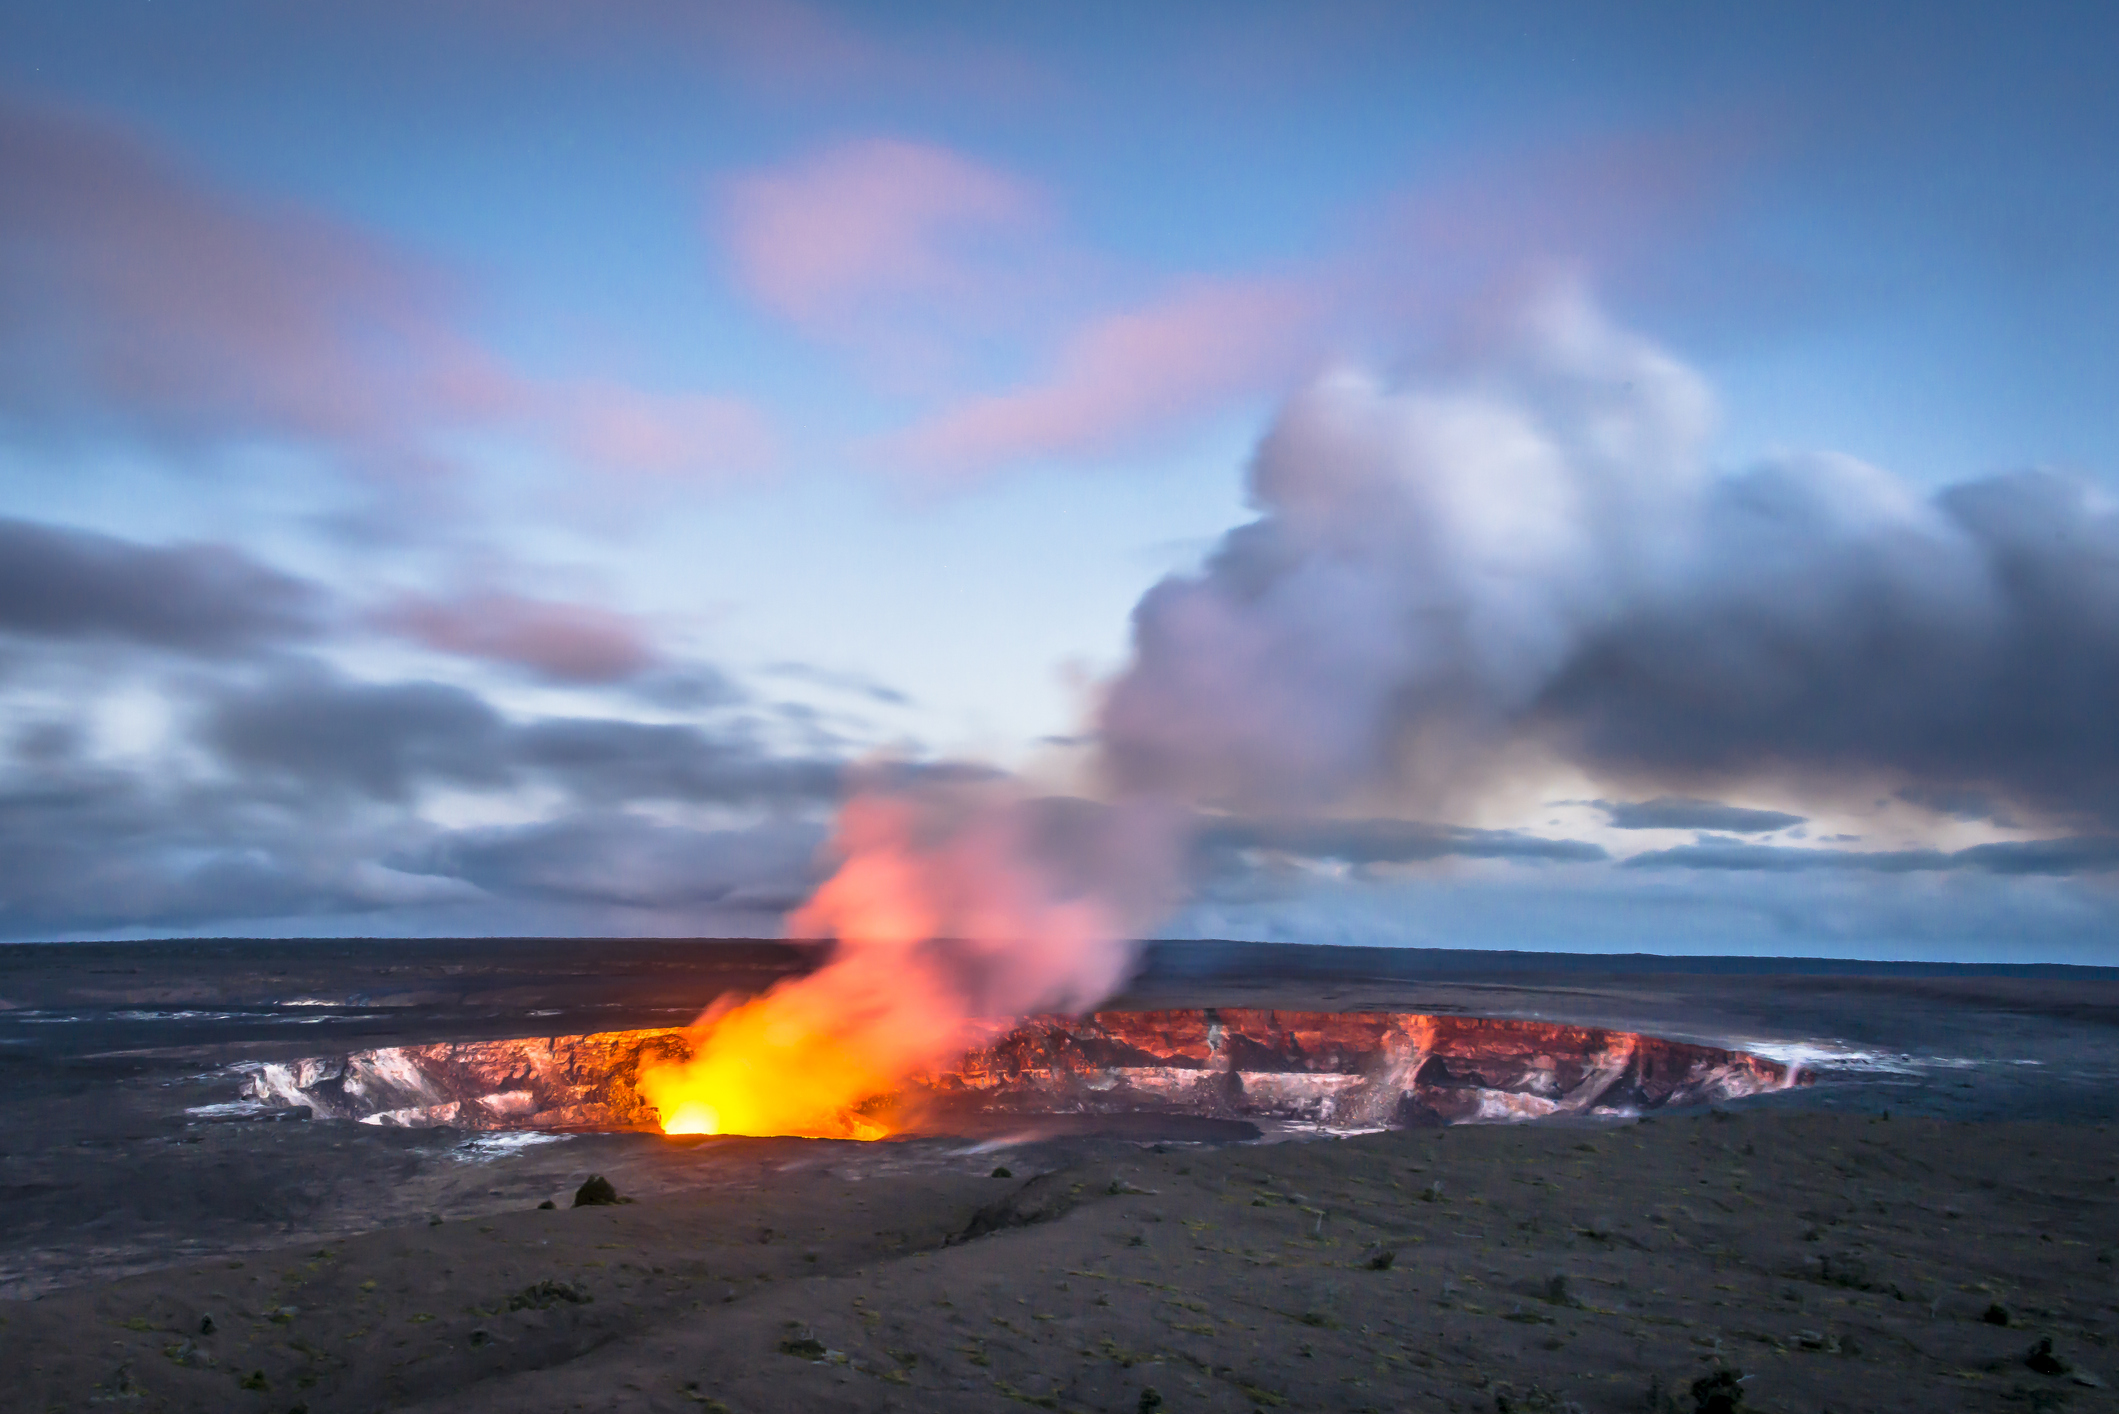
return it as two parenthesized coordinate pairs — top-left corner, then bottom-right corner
(222, 1009), (1802, 1136)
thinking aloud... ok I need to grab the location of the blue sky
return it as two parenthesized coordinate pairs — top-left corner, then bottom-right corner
(2, 1), (2117, 959)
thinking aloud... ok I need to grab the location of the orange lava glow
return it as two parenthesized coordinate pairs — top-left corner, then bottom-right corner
(634, 983), (916, 1140)
(635, 784), (1135, 1140)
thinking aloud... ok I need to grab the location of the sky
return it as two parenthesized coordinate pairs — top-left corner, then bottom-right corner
(3, 1), (2118, 959)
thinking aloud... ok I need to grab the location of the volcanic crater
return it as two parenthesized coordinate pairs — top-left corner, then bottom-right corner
(220, 1008), (1803, 1138)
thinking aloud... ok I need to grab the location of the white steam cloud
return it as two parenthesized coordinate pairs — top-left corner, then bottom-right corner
(1103, 280), (2119, 833)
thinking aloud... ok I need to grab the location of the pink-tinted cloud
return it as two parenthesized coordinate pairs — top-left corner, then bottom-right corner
(878, 276), (1329, 480)
(557, 382), (779, 481)
(0, 94), (774, 489)
(868, 127), (1748, 482)
(378, 590), (659, 683)
(0, 95), (514, 467)
(722, 136), (1048, 330)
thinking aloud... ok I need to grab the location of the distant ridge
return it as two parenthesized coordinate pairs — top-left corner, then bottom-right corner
(4, 934), (2112, 981)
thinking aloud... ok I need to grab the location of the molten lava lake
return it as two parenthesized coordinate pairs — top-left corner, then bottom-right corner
(216, 1009), (1804, 1141)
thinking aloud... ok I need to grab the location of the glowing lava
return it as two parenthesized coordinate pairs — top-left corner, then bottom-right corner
(634, 990), (911, 1140)
(631, 781), (1166, 1140)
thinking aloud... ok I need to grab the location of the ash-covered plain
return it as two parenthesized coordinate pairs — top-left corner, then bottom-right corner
(2, 937), (2117, 1413)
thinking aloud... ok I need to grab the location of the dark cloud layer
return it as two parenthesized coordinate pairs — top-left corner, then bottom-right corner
(1197, 815), (1607, 867)
(207, 675), (509, 801)
(1538, 468), (2119, 828)
(1598, 797), (1805, 833)
(0, 670), (846, 937)
(394, 813), (825, 913)
(512, 717), (842, 805)
(0, 507), (852, 938)
(204, 670), (844, 806)
(0, 764), (425, 933)
(0, 517), (322, 654)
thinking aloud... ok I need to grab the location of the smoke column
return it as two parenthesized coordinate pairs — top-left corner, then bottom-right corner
(647, 277), (2119, 1135)
(637, 773), (1181, 1137)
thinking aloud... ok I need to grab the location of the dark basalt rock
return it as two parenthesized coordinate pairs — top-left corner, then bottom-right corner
(1690, 1368), (1745, 1414)
(956, 1167), (1110, 1242)
(572, 1174), (623, 1207)
(506, 1279), (591, 1311)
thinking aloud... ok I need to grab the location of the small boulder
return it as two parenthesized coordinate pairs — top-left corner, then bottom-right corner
(2026, 1336), (2073, 1376)
(507, 1279), (592, 1311)
(572, 1175), (623, 1207)
(1690, 1369), (1745, 1414)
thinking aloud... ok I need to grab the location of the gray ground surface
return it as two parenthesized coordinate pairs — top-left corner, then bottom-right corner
(2, 938), (2116, 1412)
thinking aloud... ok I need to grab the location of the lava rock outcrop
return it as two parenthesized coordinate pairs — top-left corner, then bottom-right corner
(214, 1009), (1799, 1135)
(915, 1009), (1797, 1129)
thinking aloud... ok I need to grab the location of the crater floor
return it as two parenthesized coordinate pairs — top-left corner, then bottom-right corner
(1, 938), (2115, 1412)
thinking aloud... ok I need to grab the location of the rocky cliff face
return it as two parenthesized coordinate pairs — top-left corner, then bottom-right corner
(218, 1009), (1799, 1133)
(920, 1010), (1798, 1129)
(232, 1029), (692, 1130)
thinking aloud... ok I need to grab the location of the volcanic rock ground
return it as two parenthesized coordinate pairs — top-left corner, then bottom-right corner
(2, 938), (2117, 1413)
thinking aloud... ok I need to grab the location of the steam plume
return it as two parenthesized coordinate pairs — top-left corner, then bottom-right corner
(1104, 281), (2119, 830)
(652, 278), (2119, 1135)
(638, 774), (1180, 1136)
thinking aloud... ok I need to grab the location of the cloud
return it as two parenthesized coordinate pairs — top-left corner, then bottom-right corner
(202, 667), (845, 806)
(1598, 797), (1806, 833)
(205, 673), (511, 802)
(761, 661), (912, 705)
(0, 94), (507, 465)
(511, 717), (842, 805)
(722, 136), (1045, 331)
(1196, 815), (1608, 867)
(556, 382), (779, 481)
(1623, 837), (2119, 877)
(1537, 464), (2119, 825)
(395, 811), (826, 912)
(880, 276), (1326, 479)
(0, 94), (772, 487)
(0, 759), (479, 936)
(0, 652), (849, 936)
(1097, 281), (2119, 841)
(0, 517), (323, 654)
(857, 126), (1741, 482)
(1101, 280), (1714, 808)
(378, 590), (660, 683)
